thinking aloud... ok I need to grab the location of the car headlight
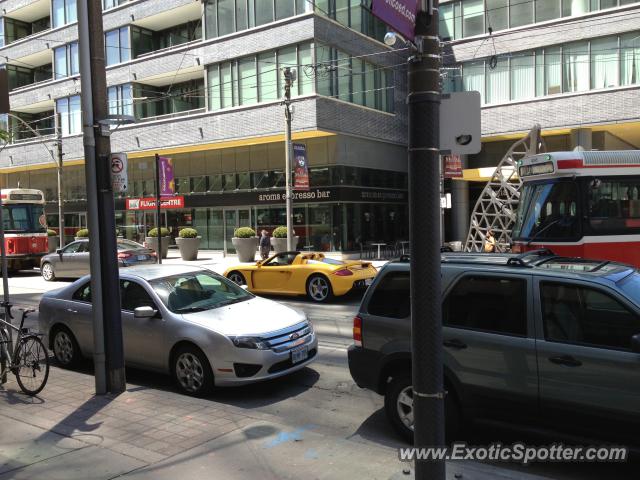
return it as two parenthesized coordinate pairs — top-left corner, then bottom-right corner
(229, 336), (269, 350)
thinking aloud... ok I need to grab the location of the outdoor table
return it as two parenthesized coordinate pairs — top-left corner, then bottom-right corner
(372, 243), (387, 259)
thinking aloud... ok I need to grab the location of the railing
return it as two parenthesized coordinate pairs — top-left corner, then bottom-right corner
(137, 107), (205, 123)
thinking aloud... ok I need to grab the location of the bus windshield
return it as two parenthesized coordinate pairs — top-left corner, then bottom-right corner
(1, 204), (47, 233)
(512, 181), (579, 240)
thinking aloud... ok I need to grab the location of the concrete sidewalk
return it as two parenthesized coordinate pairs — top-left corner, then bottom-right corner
(0, 366), (556, 480)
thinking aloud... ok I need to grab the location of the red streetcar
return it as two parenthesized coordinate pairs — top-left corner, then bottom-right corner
(511, 150), (640, 267)
(1, 188), (48, 272)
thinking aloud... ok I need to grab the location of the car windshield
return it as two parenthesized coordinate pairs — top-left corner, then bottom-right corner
(150, 271), (252, 313)
(512, 181), (579, 240)
(1, 204), (47, 233)
(618, 272), (640, 307)
(117, 240), (145, 251)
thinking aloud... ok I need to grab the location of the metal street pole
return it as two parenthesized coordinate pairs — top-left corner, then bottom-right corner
(77, 0), (126, 395)
(56, 113), (65, 248)
(283, 67), (294, 251)
(154, 154), (162, 264)
(409, 2), (445, 480)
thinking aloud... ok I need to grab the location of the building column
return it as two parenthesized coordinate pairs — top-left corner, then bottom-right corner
(451, 155), (470, 243)
(570, 128), (592, 150)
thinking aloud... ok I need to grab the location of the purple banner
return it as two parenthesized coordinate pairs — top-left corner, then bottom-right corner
(293, 143), (309, 191)
(371, 0), (419, 41)
(158, 156), (175, 196)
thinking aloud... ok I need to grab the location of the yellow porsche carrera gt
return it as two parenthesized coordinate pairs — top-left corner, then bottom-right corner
(223, 251), (378, 302)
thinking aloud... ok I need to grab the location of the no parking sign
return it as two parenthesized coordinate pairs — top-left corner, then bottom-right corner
(110, 153), (128, 192)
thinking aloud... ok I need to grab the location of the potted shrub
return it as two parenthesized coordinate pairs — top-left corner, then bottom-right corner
(145, 227), (170, 259)
(271, 226), (299, 254)
(75, 228), (89, 242)
(232, 227), (258, 262)
(47, 229), (59, 253)
(175, 227), (201, 261)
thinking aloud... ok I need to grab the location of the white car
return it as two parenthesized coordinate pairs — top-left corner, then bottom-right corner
(39, 264), (318, 395)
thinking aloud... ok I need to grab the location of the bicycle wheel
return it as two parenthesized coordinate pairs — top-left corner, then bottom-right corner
(14, 335), (50, 396)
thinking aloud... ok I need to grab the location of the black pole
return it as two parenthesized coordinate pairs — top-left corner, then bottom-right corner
(77, 0), (126, 394)
(155, 154), (162, 264)
(409, 5), (445, 480)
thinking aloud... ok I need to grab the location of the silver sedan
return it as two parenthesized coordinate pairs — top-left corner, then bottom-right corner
(38, 264), (318, 395)
(40, 239), (156, 281)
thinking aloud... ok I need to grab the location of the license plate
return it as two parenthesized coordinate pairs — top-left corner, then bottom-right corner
(137, 255), (148, 261)
(291, 346), (309, 364)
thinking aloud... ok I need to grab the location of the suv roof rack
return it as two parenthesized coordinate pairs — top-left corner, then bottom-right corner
(506, 248), (556, 267)
(439, 248), (557, 268)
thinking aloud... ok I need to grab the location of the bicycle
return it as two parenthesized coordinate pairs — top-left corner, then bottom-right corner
(0, 305), (50, 396)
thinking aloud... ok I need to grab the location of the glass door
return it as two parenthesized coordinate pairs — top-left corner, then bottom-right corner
(224, 208), (252, 254)
(209, 209), (224, 250)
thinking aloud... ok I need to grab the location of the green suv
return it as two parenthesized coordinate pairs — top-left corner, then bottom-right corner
(348, 251), (640, 442)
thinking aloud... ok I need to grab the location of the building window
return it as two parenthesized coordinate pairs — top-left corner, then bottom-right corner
(536, 0), (561, 21)
(56, 95), (81, 136)
(105, 27), (130, 66)
(621, 33), (640, 86)
(486, 0), (508, 32)
(205, 0), (307, 40)
(103, 0), (130, 10)
(107, 84), (134, 118)
(463, 0), (484, 36)
(52, 0), (77, 28)
(207, 42), (314, 111)
(563, 42), (589, 93)
(53, 42), (79, 78)
(510, 55), (535, 100)
(486, 57), (509, 103)
(591, 37), (619, 89)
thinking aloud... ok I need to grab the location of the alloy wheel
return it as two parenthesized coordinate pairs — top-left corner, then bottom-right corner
(53, 331), (74, 365)
(308, 277), (329, 302)
(41, 263), (55, 281)
(396, 385), (414, 430)
(175, 352), (205, 393)
(228, 272), (245, 285)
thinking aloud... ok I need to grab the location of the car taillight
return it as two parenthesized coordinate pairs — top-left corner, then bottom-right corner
(353, 315), (362, 347)
(333, 269), (353, 276)
(117, 252), (132, 259)
(7, 240), (14, 254)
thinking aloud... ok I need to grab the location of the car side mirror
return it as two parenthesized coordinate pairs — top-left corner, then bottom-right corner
(56, 248), (62, 255)
(632, 334), (640, 354)
(134, 306), (157, 319)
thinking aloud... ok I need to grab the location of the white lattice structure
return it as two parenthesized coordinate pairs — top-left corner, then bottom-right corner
(465, 125), (545, 253)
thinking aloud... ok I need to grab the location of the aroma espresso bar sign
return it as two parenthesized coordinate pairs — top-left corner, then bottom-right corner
(257, 189), (332, 202)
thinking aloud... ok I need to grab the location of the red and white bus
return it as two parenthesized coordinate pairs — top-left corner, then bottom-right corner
(511, 150), (640, 266)
(1, 188), (48, 271)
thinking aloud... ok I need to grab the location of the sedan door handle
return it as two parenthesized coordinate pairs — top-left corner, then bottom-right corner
(548, 355), (582, 367)
(66, 308), (78, 314)
(443, 339), (467, 350)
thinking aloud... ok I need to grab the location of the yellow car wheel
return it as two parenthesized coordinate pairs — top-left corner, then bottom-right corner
(227, 271), (246, 286)
(306, 274), (333, 302)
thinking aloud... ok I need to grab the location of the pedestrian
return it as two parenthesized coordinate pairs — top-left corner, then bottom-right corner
(484, 228), (497, 253)
(259, 230), (271, 260)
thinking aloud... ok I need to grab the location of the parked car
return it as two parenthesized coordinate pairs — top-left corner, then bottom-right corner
(39, 265), (318, 395)
(40, 238), (156, 281)
(224, 251), (377, 302)
(348, 251), (640, 443)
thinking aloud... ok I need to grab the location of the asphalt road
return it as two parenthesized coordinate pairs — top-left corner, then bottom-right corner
(4, 270), (639, 479)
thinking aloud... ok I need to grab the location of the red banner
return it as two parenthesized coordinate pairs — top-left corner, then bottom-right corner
(126, 196), (184, 210)
(443, 154), (463, 178)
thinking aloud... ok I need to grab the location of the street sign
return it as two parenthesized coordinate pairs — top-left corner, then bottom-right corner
(440, 91), (482, 155)
(110, 153), (128, 192)
(371, 0), (419, 41)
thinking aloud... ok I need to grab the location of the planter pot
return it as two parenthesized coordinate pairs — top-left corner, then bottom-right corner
(145, 236), (170, 259)
(271, 236), (299, 254)
(47, 236), (59, 253)
(232, 237), (258, 262)
(175, 237), (201, 261)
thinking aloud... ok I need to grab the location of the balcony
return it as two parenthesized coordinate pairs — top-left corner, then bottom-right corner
(133, 77), (205, 122)
(5, 107), (55, 143)
(6, 62), (52, 90)
(1, 2), (50, 47)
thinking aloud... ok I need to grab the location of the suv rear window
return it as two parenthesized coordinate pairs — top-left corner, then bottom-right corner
(367, 271), (410, 318)
(444, 276), (527, 336)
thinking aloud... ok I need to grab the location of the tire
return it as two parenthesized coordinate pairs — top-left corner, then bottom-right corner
(384, 374), (462, 444)
(41, 262), (56, 282)
(306, 274), (333, 303)
(15, 335), (50, 396)
(227, 271), (246, 286)
(172, 344), (214, 397)
(51, 326), (81, 368)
